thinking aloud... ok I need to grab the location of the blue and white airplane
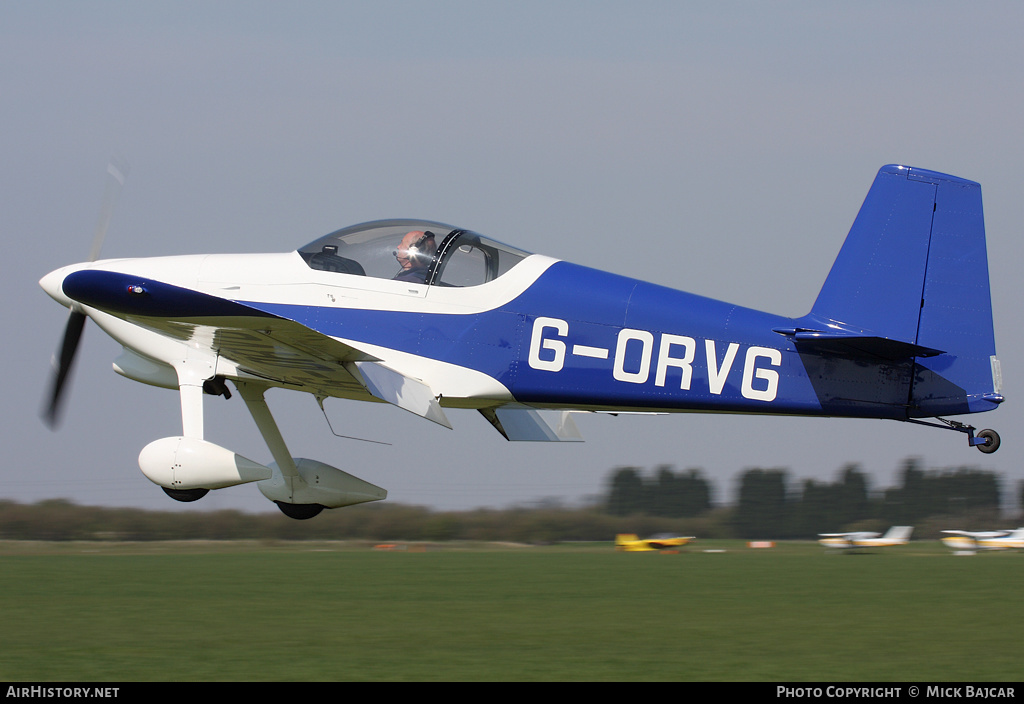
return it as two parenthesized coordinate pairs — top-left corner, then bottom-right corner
(40, 164), (1004, 519)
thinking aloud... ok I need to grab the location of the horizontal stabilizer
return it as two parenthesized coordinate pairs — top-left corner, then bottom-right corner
(773, 328), (944, 360)
(480, 406), (583, 442)
(350, 361), (452, 428)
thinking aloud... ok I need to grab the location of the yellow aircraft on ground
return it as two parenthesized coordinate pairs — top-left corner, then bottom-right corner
(818, 526), (913, 551)
(941, 528), (1024, 552)
(615, 533), (695, 551)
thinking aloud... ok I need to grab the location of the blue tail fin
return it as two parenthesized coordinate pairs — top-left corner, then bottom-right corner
(805, 165), (1001, 417)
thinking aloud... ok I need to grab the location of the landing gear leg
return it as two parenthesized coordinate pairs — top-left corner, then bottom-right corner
(904, 418), (1001, 453)
(235, 382), (326, 520)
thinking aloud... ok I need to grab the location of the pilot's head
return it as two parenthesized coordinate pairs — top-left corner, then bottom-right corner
(394, 230), (437, 271)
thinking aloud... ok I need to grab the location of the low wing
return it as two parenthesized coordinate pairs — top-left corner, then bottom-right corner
(64, 268), (378, 393)
(138, 314), (376, 390)
(71, 269), (452, 425)
(139, 313), (452, 427)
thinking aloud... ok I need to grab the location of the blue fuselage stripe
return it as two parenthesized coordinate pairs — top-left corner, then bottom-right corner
(245, 262), (847, 415)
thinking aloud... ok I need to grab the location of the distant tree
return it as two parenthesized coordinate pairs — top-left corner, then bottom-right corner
(606, 466), (645, 516)
(678, 468), (712, 517)
(734, 468), (789, 539)
(791, 478), (840, 537)
(933, 468), (1000, 515)
(836, 464), (872, 527)
(784, 465), (875, 538)
(604, 465), (713, 518)
(883, 460), (1001, 523)
(883, 458), (926, 524)
(647, 465), (680, 517)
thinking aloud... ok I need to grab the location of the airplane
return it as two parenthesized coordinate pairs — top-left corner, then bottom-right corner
(39, 163), (1004, 520)
(818, 525), (914, 550)
(615, 533), (695, 551)
(940, 528), (1024, 552)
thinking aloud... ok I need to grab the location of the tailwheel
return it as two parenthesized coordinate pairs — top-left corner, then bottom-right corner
(975, 429), (1000, 454)
(905, 418), (1002, 454)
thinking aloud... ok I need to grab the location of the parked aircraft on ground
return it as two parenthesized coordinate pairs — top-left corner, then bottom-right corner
(615, 534), (695, 551)
(941, 528), (1024, 552)
(40, 164), (1003, 519)
(818, 526), (914, 550)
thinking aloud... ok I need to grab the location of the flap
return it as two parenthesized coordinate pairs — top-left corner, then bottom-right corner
(350, 361), (452, 428)
(479, 406), (583, 442)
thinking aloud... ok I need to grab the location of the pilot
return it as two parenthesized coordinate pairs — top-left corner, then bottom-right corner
(393, 230), (437, 283)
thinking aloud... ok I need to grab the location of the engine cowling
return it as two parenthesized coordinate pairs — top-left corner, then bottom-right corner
(258, 458), (387, 509)
(138, 436), (273, 490)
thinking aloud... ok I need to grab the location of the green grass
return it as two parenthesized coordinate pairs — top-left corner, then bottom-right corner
(0, 540), (1019, 681)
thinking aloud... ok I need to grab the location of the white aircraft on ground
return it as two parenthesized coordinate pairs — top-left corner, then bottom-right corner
(818, 526), (914, 550)
(940, 528), (1024, 552)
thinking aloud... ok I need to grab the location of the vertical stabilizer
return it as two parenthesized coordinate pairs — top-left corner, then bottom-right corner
(881, 525), (913, 543)
(810, 164), (936, 343)
(807, 165), (1000, 417)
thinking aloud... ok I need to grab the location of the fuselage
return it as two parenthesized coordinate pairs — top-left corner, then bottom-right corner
(42, 246), (933, 419)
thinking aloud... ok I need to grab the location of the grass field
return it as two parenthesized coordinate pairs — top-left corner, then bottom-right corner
(0, 540), (1019, 681)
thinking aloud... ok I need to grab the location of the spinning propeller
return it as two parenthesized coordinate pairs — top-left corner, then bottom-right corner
(43, 158), (129, 428)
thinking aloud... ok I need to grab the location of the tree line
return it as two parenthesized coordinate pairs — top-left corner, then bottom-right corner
(0, 458), (1017, 542)
(607, 459), (1012, 539)
(0, 498), (706, 544)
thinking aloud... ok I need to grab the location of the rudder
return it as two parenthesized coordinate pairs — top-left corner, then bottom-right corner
(911, 168), (1001, 415)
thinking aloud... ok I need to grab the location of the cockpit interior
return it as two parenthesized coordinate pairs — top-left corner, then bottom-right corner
(298, 219), (531, 287)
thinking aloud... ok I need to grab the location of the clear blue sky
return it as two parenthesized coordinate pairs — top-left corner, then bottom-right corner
(4, 2), (1022, 513)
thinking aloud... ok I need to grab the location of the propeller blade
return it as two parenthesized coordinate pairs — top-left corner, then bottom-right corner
(43, 157), (130, 429)
(43, 310), (87, 428)
(88, 157), (130, 262)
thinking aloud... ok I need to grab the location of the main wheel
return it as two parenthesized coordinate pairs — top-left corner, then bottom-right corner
(976, 429), (1000, 454)
(162, 487), (209, 502)
(275, 501), (325, 520)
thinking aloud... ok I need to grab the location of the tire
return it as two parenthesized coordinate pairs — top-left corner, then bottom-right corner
(162, 487), (209, 502)
(275, 501), (325, 520)
(976, 429), (1000, 454)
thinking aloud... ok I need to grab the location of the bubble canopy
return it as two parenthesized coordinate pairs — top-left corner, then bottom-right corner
(298, 219), (532, 287)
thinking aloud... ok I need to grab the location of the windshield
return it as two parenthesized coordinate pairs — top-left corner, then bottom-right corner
(298, 219), (531, 287)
